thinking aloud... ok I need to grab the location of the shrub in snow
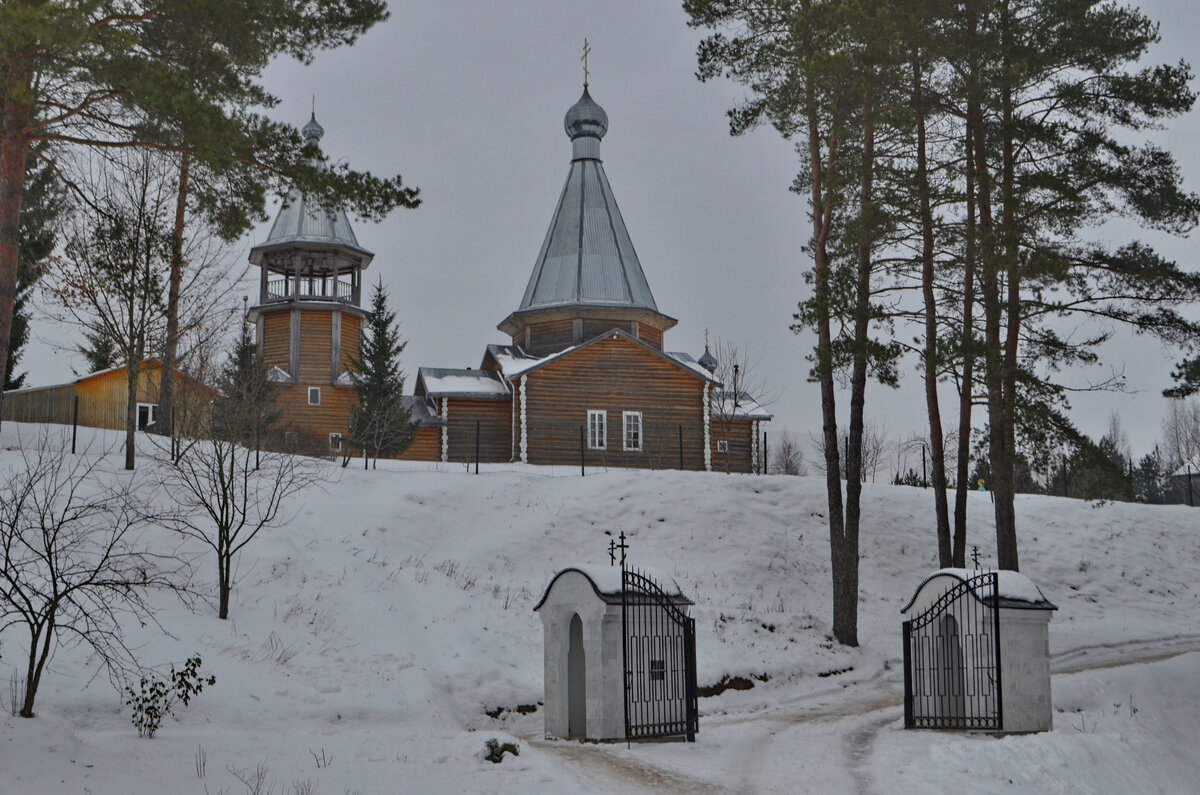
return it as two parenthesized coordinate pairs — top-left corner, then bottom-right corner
(125, 655), (215, 738)
(484, 738), (519, 764)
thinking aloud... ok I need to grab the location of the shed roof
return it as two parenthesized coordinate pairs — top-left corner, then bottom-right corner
(403, 395), (446, 427)
(416, 368), (510, 399)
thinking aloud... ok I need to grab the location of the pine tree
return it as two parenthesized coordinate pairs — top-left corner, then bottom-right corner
(348, 282), (415, 468)
(0, 1), (421, 429)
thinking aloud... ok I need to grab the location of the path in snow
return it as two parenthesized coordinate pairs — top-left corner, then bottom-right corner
(526, 637), (1200, 794)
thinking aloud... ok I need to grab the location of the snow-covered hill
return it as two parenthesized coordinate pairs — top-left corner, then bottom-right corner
(2, 422), (1198, 794)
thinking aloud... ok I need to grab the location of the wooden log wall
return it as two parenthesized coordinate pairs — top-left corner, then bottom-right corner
(523, 319), (574, 356)
(394, 426), (443, 461)
(340, 313), (361, 373)
(636, 324), (663, 350)
(518, 335), (710, 469)
(270, 383), (358, 454)
(445, 398), (512, 463)
(711, 419), (755, 475)
(297, 311), (333, 383)
(262, 312), (291, 372)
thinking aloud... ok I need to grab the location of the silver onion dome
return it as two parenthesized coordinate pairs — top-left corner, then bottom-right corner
(301, 113), (325, 144)
(564, 87), (609, 140)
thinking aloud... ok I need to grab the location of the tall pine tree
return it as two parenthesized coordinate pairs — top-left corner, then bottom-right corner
(348, 282), (415, 468)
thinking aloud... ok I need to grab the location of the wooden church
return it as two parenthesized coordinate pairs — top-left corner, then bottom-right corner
(251, 86), (770, 471)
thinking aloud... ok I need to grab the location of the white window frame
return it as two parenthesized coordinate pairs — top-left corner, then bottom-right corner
(329, 432), (343, 452)
(716, 439), (729, 454)
(587, 410), (607, 450)
(308, 387), (321, 406)
(622, 411), (643, 452)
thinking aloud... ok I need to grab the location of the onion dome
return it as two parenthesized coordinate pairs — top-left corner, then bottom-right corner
(564, 87), (609, 141)
(301, 113), (325, 144)
(698, 345), (718, 373)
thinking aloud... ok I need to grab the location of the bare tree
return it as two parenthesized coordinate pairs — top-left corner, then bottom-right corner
(707, 339), (776, 474)
(156, 435), (320, 620)
(41, 152), (235, 469)
(808, 420), (890, 483)
(771, 431), (805, 475)
(1162, 398), (1200, 471)
(0, 431), (187, 717)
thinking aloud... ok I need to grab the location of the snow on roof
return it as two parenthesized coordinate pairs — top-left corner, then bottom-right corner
(534, 564), (691, 610)
(901, 568), (1056, 614)
(486, 344), (547, 378)
(666, 351), (721, 382)
(1169, 459), (1200, 478)
(712, 389), (773, 421)
(419, 368), (509, 398)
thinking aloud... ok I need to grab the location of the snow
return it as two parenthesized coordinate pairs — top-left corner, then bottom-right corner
(2, 421), (1199, 794)
(903, 568), (1053, 610)
(543, 564), (687, 600)
(421, 372), (509, 396)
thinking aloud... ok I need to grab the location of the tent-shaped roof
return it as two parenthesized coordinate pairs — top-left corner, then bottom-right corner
(516, 87), (660, 315)
(250, 114), (374, 266)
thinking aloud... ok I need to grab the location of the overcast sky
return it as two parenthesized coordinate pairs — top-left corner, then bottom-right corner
(25, 1), (1200, 467)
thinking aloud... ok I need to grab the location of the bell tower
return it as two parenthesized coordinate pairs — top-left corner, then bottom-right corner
(247, 114), (372, 453)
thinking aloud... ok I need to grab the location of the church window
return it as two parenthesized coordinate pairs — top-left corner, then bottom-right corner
(587, 410), (607, 450)
(716, 440), (729, 453)
(329, 433), (343, 452)
(623, 412), (643, 451)
(308, 387), (321, 406)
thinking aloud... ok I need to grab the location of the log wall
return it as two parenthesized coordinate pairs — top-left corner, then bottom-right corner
(519, 335), (710, 469)
(445, 398), (512, 463)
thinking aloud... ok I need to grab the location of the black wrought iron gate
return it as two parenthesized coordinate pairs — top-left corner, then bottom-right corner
(903, 571), (1003, 730)
(621, 568), (698, 741)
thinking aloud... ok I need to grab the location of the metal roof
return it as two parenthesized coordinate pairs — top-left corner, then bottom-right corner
(416, 368), (510, 399)
(403, 395), (447, 427)
(258, 114), (372, 258)
(517, 88), (660, 314)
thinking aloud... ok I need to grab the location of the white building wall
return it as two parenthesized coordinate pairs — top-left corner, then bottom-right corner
(997, 608), (1054, 732)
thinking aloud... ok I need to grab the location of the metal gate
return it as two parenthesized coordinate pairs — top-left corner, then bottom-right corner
(621, 568), (698, 741)
(903, 571), (1002, 730)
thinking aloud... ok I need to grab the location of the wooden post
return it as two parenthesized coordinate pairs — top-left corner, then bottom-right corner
(1188, 464), (1194, 507)
(71, 395), (79, 454)
(580, 425), (585, 477)
(762, 431), (767, 475)
(475, 420), (480, 474)
(678, 425), (683, 470)
(922, 445), (927, 488)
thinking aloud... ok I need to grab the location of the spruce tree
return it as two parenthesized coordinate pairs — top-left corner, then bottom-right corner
(349, 282), (415, 468)
(213, 318), (279, 463)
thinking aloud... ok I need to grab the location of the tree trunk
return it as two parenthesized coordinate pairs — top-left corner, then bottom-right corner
(914, 53), (952, 568)
(218, 553), (231, 620)
(158, 152), (190, 439)
(994, 0), (1020, 572)
(125, 359), (139, 470)
(21, 615), (54, 718)
(0, 51), (35, 432)
(954, 94), (979, 568)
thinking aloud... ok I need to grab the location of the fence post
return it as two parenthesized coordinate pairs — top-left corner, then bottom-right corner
(762, 431), (767, 475)
(580, 425), (585, 477)
(678, 425), (683, 470)
(72, 395), (79, 455)
(474, 419), (480, 474)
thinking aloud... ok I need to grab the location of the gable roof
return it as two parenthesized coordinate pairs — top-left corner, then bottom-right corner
(497, 328), (718, 384)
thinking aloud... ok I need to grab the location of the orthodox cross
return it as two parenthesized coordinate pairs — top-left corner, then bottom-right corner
(581, 39), (592, 86)
(608, 531), (628, 569)
(971, 545), (981, 570)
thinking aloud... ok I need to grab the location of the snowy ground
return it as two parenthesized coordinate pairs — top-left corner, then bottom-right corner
(1, 422), (1198, 794)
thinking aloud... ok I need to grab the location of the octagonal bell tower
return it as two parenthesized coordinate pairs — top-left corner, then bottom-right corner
(247, 114), (371, 454)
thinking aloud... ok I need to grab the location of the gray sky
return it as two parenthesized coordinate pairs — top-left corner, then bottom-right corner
(25, 1), (1200, 467)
